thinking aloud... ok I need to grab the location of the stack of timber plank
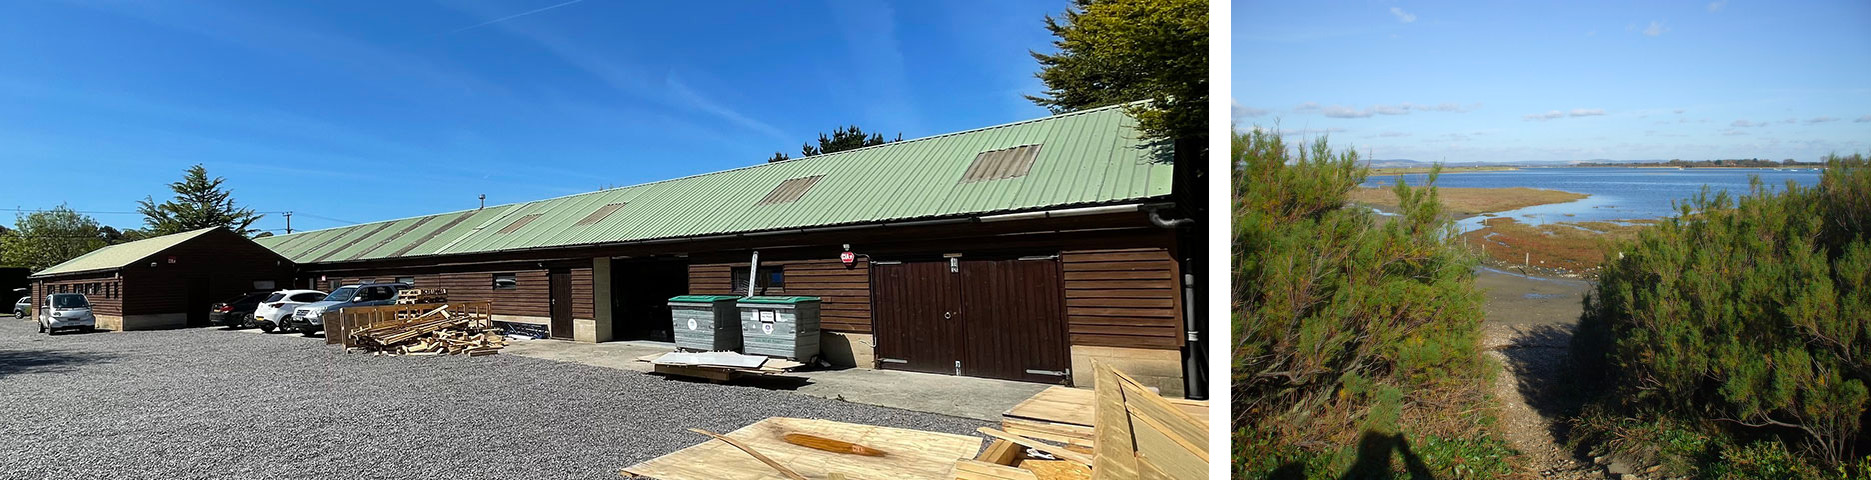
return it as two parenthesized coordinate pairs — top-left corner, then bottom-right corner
(348, 306), (505, 356)
(394, 288), (448, 305)
(999, 386), (1208, 450)
(955, 364), (1208, 480)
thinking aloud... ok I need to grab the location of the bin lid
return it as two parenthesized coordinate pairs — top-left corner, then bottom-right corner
(737, 296), (821, 304)
(668, 295), (743, 303)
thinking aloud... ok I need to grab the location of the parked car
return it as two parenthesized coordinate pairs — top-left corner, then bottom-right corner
(209, 291), (274, 328)
(286, 282), (409, 335)
(38, 292), (96, 334)
(12, 296), (28, 319)
(251, 289), (328, 333)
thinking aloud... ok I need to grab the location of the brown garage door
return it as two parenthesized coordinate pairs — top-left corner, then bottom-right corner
(872, 256), (1070, 383)
(871, 261), (961, 375)
(960, 258), (1070, 383)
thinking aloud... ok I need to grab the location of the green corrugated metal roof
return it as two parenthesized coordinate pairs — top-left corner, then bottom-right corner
(256, 104), (1173, 264)
(32, 227), (221, 277)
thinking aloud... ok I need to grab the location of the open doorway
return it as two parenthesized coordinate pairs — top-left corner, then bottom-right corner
(611, 258), (688, 342)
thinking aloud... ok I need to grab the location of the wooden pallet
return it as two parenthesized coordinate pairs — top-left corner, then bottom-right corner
(637, 353), (804, 383)
(394, 288), (448, 305)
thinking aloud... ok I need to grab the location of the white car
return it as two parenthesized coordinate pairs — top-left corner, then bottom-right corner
(251, 289), (328, 333)
(38, 293), (96, 334)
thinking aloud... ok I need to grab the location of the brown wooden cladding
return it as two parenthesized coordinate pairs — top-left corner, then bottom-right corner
(688, 257), (871, 333)
(119, 229), (295, 316)
(31, 273), (124, 317)
(329, 266), (593, 319)
(1059, 248), (1183, 349)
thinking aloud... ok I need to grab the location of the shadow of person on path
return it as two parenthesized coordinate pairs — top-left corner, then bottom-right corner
(1261, 431), (1436, 479)
(1341, 430), (1436, 480)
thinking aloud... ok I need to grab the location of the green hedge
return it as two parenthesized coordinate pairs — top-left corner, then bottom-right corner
(1574, 154), (1871, 470)
(1232, 129), (1497, 478)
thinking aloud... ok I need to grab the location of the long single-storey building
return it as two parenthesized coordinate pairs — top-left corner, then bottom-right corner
(28, 227), (295, 330)
(33, 105), (1202, 396)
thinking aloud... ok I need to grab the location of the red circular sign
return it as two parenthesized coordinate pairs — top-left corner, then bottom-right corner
(839, 251), (855, 264)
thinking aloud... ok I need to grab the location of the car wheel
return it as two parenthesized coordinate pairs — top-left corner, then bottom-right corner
(257, 320), (275, 333)
(37, 321), (45, 333)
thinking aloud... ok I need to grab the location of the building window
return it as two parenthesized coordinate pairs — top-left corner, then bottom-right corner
(396, 276), (415, 286)
(492, 273), (518, 290)
(730, 266), (784, 294)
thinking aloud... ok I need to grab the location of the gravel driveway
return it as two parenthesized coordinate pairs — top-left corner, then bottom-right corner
(0, 319), (987, 479)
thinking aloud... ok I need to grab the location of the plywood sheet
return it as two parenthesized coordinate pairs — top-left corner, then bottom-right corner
(1089, 364), (1207, 480)
(621, 417), (981, 480)
(1003, 386), (1207, 429)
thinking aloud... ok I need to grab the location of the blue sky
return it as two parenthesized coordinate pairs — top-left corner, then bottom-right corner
(1232, 1), (1871, 163)
(0, 0), (1065, 234)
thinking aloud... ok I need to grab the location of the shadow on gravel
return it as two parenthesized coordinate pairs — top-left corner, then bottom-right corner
(1500, 323), (1594, 460)
(0, 349), (117, 378)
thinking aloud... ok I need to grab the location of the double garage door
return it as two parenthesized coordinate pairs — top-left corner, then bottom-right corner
(872, 256), (1070, 384)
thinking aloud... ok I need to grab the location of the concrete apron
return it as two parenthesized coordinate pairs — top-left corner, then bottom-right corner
(500, 338), (1051, 422)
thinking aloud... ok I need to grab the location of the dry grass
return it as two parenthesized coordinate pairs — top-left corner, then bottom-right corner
(1459, 217), (1655, 274)
(1349, 187), (1587, 217)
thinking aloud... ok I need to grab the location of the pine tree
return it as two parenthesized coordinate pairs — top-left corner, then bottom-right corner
(136, 164), (262, 237)
(768, 125), (901, 163)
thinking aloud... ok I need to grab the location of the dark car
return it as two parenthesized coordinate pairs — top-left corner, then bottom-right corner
(210, 292), (274, 327)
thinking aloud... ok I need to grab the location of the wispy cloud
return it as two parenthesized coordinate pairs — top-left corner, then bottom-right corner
(1298, 101), (1477, 118)
(449, 0), (587, 34)
(1524, 108), (1605, 121)
(666, 73), (791, 143)
(1642, 21), (1668, 37)
(1732, 119), (1770, 127)
(1707, 0), (1728, 12)
(1232, 100), (1269, 119)
(1857, 115), (1871, 123)
(1389, 7), (1417, 23)
(1378, 131), (1411, 137)
(1673, 109), (1687, 114)
(1805, 116), (1839, 124)
(1721, 129), (1749, 136)
(1240, 125), (1347, 137)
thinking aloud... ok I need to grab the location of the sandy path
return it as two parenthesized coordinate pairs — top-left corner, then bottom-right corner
(1476, 268), (1604, 479)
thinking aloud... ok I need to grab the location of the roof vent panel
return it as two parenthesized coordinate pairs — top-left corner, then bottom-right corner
(573, 203), (627, 226)
(497, 213), (542, 234)
(960, 144), (1042, 183)
(755, 175), (824, 206)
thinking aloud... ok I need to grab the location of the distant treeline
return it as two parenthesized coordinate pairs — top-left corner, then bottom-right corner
(1577, 158), (1823, 168)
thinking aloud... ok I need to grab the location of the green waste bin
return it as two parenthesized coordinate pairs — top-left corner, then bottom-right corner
(669, 295), (745, 351)
(737, 296), (821, 360)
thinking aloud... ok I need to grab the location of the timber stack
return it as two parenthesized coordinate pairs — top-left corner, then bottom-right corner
(347, 306), (505, 356)
(394, 288), (448, 305)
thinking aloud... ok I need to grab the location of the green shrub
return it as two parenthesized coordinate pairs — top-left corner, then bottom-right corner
(1232, 128), (1496, 477)
(1574, 154), (1871, 469)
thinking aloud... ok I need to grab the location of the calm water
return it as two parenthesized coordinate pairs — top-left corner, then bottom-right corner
(1362, 167), (1825, 231)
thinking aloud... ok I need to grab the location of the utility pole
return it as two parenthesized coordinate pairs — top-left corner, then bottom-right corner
(283, 212), (293, 234)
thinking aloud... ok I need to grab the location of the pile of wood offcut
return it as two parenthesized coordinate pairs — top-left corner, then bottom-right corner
(347, 306), (505, 356)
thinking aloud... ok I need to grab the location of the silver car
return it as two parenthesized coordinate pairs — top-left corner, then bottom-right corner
(12, 296), (28, 319)
(39, 293), (97, 334)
